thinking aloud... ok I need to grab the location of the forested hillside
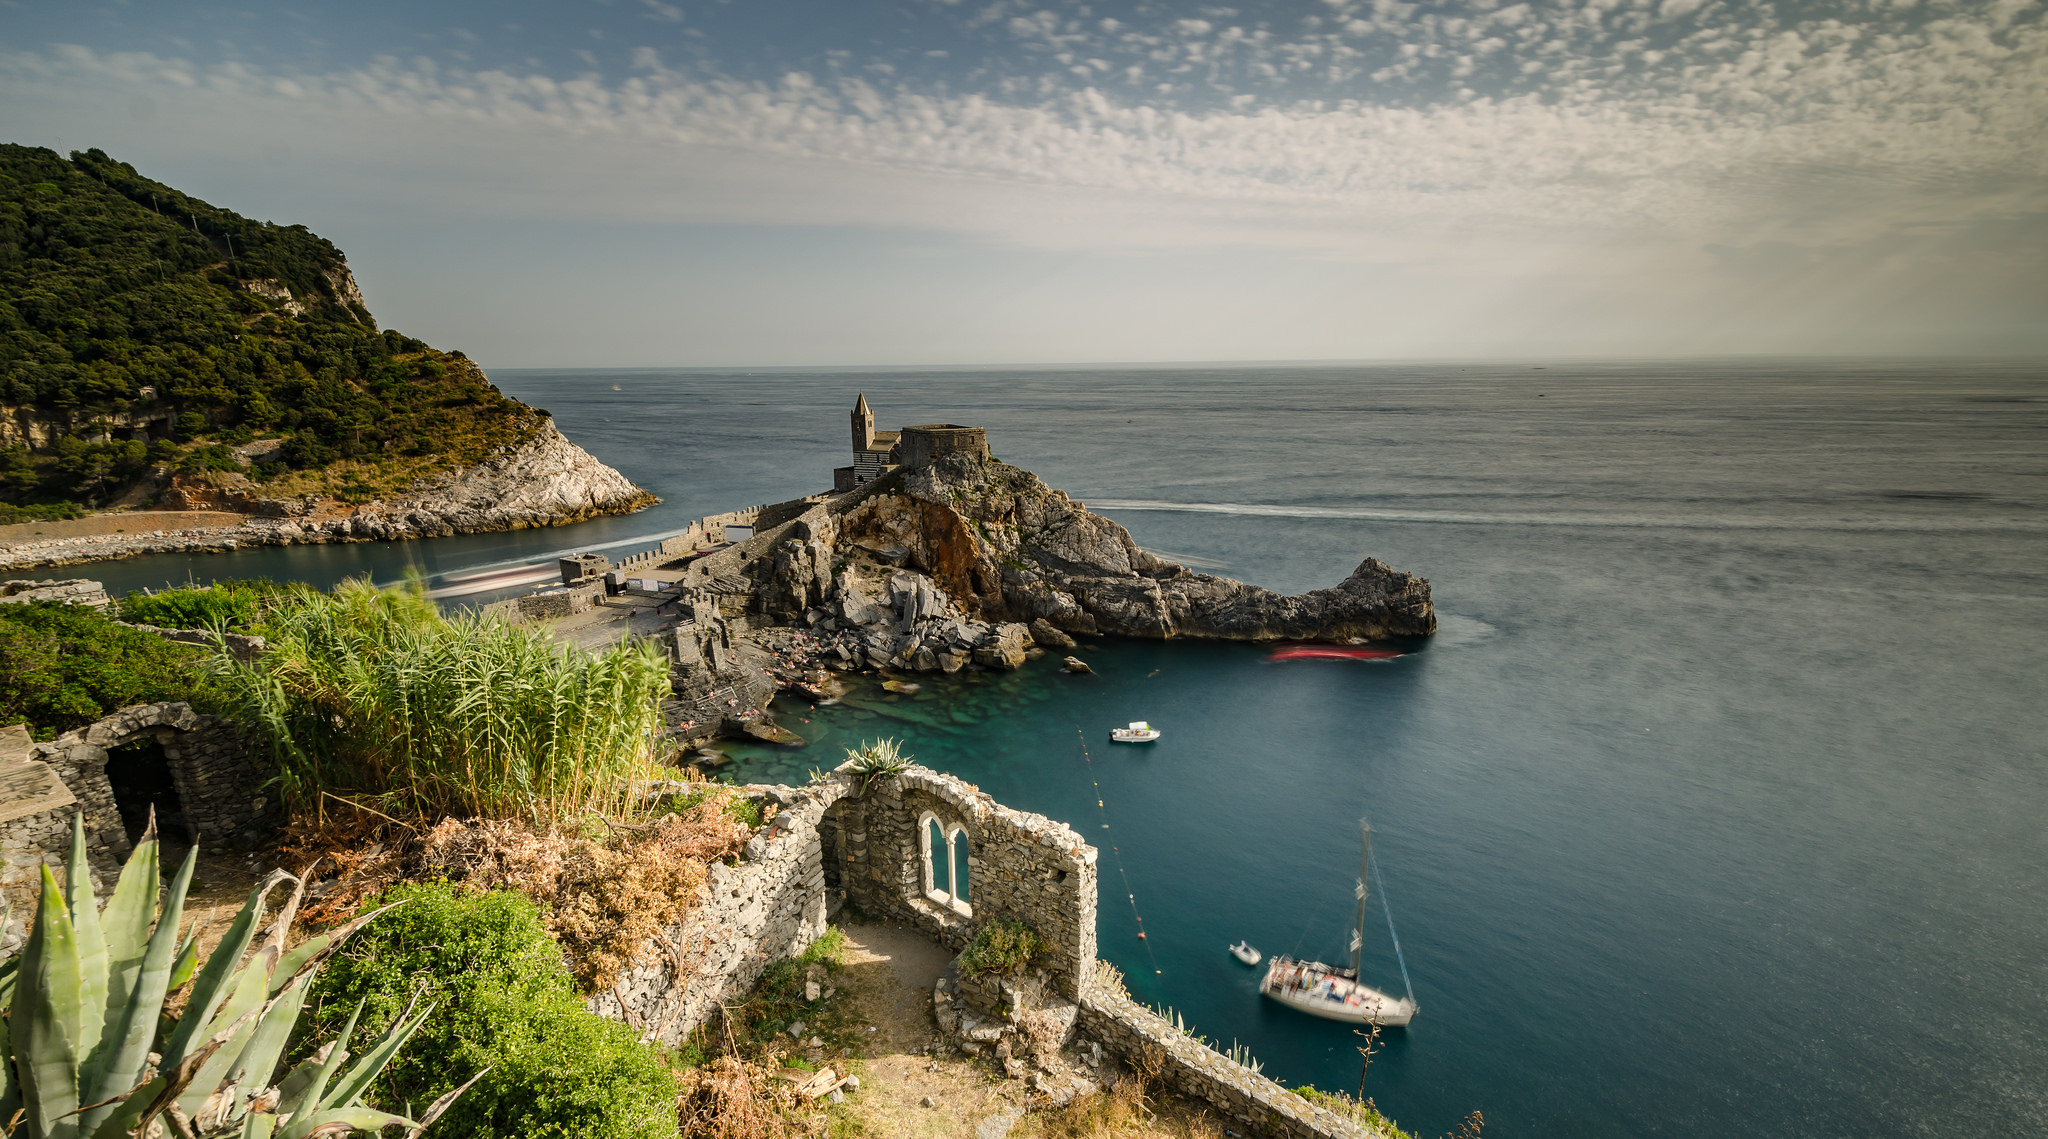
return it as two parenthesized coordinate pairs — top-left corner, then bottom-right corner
(0, 144), (543, 517)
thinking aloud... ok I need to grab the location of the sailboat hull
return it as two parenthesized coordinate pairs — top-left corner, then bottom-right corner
(1260, 958), (1418, 1026)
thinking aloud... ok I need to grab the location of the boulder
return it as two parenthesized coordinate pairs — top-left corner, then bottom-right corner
(1028, 618), (1078, 650)
(972, 623), (1030, 670)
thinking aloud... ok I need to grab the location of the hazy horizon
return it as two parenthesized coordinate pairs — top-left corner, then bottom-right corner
(7, 0), (2045, 366)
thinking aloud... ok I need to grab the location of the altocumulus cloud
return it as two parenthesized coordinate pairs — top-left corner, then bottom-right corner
(2, 0), (2044, 360)
(6, 0), (2043, 247)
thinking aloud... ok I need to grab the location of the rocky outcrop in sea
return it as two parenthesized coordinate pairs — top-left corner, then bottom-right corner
(0, 421), (655, 572)
(816, 453), (1435, 643)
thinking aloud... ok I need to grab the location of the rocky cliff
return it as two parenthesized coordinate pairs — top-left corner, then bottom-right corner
(782, 453), (1433, 645)
(0, 422), (655, 570)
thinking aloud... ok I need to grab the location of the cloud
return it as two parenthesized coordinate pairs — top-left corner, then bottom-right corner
(7, 0), (2040, 254)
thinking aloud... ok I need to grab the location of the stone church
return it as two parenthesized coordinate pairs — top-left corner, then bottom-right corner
(833, 393), (990, 492)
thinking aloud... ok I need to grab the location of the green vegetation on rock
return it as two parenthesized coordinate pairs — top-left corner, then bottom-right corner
(303, 883), (683, 1139)
(0, 600), (203, 739)
(0, 144), (546, 510)
(117, 580), (274, 629)
(957, 917), (1047, 977)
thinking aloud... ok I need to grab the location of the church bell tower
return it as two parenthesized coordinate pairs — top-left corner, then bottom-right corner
(852, 392), (876, 451)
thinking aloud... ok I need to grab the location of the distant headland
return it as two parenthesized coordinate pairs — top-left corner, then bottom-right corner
(0, 144), (654, 570)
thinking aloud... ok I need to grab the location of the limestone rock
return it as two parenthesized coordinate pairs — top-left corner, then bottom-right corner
(972, 623), (1030, 670)
(1062, 656), (1092, 674)
(1028, 618), (1077, 650)
(830, 454), (1434, 643)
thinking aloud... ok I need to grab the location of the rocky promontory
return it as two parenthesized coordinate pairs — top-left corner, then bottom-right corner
(0, 421), (655, 572)
(821, 453), (1435, 642)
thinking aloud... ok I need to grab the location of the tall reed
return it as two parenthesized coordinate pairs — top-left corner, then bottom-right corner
(209, 578), (671, 824)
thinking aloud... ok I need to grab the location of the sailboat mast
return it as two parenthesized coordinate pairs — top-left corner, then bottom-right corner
(1352, 819), (1372, 977)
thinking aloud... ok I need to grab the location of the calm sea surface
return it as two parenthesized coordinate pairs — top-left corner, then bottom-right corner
(92, 362), (2048, 1137)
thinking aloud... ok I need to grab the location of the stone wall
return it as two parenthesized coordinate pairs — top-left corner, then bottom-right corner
(895, 424), (989, 471)
(587, 764), (1385, 1138)
(514, 586), (599, 619)
(824, 766), (1097, 1002)
(0, 577), (111, 607)
(591, 763), (1097, 1044)
(2, 703), (278, 911)
(162, 714), (283, 853)
(590, 781), (834, 1044)
(1077, 984), (1392, 1139)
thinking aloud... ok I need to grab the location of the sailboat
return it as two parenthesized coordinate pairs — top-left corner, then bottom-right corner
(1260, 819), (1419, 1027)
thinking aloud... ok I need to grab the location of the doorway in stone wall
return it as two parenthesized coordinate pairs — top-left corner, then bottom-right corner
(105, 736), (190, 852)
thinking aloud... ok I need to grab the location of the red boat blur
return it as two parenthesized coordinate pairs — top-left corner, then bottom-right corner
(1267, 644), (1406, 662)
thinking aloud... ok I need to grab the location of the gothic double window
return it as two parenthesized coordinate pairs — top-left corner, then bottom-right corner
(921, 813), (972, 916)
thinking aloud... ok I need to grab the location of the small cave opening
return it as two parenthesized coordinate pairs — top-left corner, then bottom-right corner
(104, 735), (189, 849)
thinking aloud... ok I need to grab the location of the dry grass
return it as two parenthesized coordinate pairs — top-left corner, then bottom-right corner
(678, 1056), (803, 1139)
(1019, 1077), (1226, 1139)
(275, 785), (758, 991)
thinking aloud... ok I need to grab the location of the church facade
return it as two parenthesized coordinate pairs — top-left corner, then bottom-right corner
(833, 393), (990, 492)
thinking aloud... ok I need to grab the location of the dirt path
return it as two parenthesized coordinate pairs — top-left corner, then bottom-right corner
(828, 919), (1223, 1139)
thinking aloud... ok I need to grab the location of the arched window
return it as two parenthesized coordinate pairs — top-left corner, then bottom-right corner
(919, 812), (973, 916)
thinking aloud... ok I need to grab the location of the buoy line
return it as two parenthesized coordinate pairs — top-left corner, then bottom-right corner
(1077, 725), (1164, 977)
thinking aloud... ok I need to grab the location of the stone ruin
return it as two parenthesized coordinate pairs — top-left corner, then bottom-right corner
(591, 762), (1392, 1138)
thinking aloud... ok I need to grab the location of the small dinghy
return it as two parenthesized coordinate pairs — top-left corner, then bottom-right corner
(1261, 819), (1419, 1027)
(1110, 721), (1161, 743)
(1230, 941), (1262, 966)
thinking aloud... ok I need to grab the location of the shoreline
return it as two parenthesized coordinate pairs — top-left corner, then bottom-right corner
(0, 498), (658, 574)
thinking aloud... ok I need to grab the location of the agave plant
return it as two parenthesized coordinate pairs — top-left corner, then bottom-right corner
(842, 737), (911, 793)
(0, 814), (477, 1138)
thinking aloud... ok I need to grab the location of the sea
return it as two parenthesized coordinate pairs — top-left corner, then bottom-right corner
(85, 361), (2048, 1138)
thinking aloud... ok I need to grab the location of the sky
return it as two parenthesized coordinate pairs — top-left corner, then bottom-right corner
(3, 0), (2045, 365)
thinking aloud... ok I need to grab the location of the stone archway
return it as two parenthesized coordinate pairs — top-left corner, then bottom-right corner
(2, 703), (281, 898)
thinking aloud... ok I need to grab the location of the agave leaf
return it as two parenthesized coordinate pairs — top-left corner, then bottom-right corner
(169, 921), (202, 990)
(319, 1000), (434, 1112)
(174, 950), (279, 1120)
(19, 866), (84, 1139)
(160, 871), (289, 1070)
(85, 1075), (163, 1139)
(274, 1048), (339, 1117)
(268, 933), (331, 997)
(226, 968), (313, 1103)
(239, 1111), (279, 1139)
(99, 811), (162, 1001)
(122, 1000), (267, 1139)
(62, 815), (109, 1068)
(407, 1066), (489, 1138)
(280, 999), (361, 1123)
(74, 842), (196, 1136)
(281, 1105), (419, 1139)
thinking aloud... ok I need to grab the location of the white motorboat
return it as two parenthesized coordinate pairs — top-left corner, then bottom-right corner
(1260, 819), (1419, 1027)
(1230, 941), (1262, 966)
(1110, 721), (1161, 743)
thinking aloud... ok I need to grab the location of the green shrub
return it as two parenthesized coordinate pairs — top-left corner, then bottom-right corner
(958, 917), (1046, 977)
(0, 601), (205, 738)
(0, 501), (84, 525)
(303, 883), (681, 1139)
(119, 581), (265, 629)
(1291, 1085), (1416, 1138)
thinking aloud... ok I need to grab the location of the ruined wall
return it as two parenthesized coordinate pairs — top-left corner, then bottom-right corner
(2, 703), (278, 909)
(1077, 984), (1392, 1139)
(827, 766), (1098, 1001)
(0, 577), (111, 607)
(162, 714), (282, 853)
(591, 781), (835, 1045)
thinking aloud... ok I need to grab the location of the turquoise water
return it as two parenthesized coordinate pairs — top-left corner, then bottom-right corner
(88, 362), (2048, 1136)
